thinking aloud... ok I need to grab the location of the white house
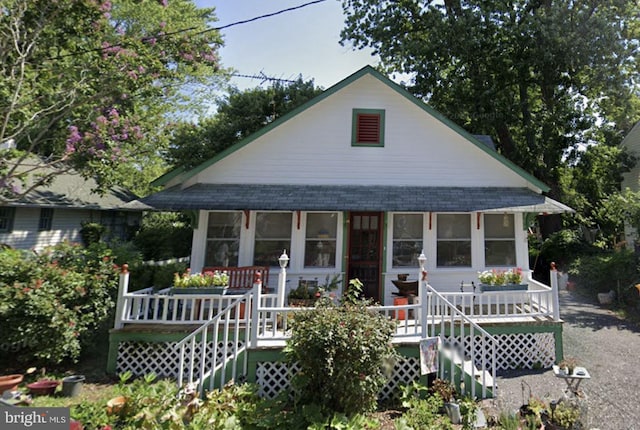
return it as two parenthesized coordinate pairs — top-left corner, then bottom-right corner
(0, 162), (141, 250)
(141, 66), (571, 305)
(621, 120), (640, 249)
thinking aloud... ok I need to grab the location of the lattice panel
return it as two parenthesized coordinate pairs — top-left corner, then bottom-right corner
(117, 340), (246, 378)
(442, 332), (556, 371)
(256, 362), (300, 399)
(255, 357), (420, 401)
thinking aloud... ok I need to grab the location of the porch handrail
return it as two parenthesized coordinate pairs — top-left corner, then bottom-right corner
(176, 291), (253, 396)
(426, 284), (497, 399)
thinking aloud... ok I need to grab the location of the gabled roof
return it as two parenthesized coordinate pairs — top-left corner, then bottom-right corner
(2, 160), (139, 210)
(153, 66), (550, 193)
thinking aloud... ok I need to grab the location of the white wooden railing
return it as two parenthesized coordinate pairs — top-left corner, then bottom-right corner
(176, 291), (252, 396)
(426, 284), (498, 399)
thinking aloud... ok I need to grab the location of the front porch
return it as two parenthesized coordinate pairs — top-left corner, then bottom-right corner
(108, 261), (564, 400)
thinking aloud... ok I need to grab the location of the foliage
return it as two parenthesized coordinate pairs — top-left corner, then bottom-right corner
(172, 269), (229, 288)
(568, 249), (639, 307)
(132, 212), (193, 261)
(284, 278), (397, 415)
(0, 0), (225, 198)
(558, 357), (579, 374)
(538, 229), (593, 270)
(288, 274), (342, 301)
(340, 0), (640, 204)
(79, 222), (106, 247)
(478, 268), (523, 286)
(129, 260), (189, 291)
(0, 241), (119, 367)
(398, 382), (452, 430)
(167, 78), (324, 168)
(429, 378), (456, 403)
(553, 400), (581, 429)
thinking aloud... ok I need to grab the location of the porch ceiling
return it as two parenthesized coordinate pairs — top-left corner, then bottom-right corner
(132, 184), (572, 213)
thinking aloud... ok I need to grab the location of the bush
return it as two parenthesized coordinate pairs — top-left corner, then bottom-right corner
(284, 279), (397, 415)
(568, 249), (639, 306)
(132, 212), (192, 260)
(0, 241), (119, 368)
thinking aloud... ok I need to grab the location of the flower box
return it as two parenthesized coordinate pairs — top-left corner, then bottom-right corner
(478, 283), (528, 292)
(169, 286), (228, 295)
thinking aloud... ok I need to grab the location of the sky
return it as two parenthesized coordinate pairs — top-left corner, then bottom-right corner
(195, 0), (379, 91)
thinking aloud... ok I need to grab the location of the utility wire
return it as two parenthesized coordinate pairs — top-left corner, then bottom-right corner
(43, 0), (328, 61)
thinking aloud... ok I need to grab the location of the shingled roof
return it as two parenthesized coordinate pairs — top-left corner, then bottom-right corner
(136, 183), (572, 213)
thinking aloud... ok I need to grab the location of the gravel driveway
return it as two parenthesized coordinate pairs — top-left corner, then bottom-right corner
(492, 289), (640, 430)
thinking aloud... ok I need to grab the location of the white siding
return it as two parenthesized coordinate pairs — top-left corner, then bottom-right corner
(0, 207), (97, 251)
(188, 74), (531, 190)
(622, 121), (640, 192)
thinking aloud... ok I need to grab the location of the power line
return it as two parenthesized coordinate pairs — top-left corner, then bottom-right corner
(42, 0), (328, 61)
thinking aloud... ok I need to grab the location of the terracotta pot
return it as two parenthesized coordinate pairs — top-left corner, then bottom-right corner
(0, 374), (24, 393)
(27, 379), (59, 396)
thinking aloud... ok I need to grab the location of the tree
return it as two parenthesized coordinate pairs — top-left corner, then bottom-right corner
(0, 0), (225, 199)
(339, 0), (640, 199)
(167, 78), (323, 168)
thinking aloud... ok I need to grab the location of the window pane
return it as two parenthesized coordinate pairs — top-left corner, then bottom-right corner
(437, 214), (471, 267)
(485, 214), (514, 238)
(484, 214), (516, 266)
(305, 213), (337, 268)
(0, 207), (14, 232)
(485, 241), (516, 266)
(393, 214), (423, 267)
(254, 212), (292, 266)
(436, 241), (471, 267)
(38, 208), (53, 231)
(437, 214), (471, 239)
(205, 212), (241, 266)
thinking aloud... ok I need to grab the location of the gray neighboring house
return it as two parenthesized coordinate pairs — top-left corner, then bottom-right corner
(621, 120), (640, 248)
(0, 163), (142, 251)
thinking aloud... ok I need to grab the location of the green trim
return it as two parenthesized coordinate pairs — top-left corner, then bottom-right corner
(153, 66), (550, 193)
(151, 165), (187, 187)
(342, 211), (349, 280)
(382, 212), (388, 302)
(351, 108), (385, 147)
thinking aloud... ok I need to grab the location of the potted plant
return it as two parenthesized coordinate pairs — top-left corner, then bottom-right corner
(558, 357), (579, 375)
(170, 269), (229, 295)
(477, 268), (528, 292)
(288, 274), (341, 306)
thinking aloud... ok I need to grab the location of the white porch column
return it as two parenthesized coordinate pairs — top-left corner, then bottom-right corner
(250, 270), (263, 348)
(277, 250), (290, 308)
(418, 251), (428, 336)
(114, 264), (129, 329)
(550, 262), (561, 321)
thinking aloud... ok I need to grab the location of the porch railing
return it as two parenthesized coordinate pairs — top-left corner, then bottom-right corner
(175, 291), (252, 396)
(426, 284), (498, 399)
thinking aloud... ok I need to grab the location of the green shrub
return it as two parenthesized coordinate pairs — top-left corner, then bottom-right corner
(284, 279), (397, 415)
(132, 212), (192, 260)
(398, 382), (452, 430)
(0, 241), (119, 367)
(568, 249), (639, 305)
(128, 261), (189, 291)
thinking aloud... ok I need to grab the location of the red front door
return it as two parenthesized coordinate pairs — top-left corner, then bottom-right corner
(347, 212), (383, 303)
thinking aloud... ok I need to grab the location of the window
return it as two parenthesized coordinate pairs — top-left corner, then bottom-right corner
(392, 214), (423, 267)
(436, 214), (471, 267)
(352, 109), (385, 147)
(38, 208), (54, 231)
(484, 214), (516, 266)
(205, 212), (242, 267)
(0, 207), (15, 233)
(254, 212), (292, 267)
(304, 213), (338, 267)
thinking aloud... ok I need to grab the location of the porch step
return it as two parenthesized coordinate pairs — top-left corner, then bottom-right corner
(441, 348), (494, 397)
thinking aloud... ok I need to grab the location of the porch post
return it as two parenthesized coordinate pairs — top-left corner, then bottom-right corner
(277, 250), (290, 308)
(250, 271), (262, 348)
(418, 251), (428, 336)
(550, 262), (561, 321)
(114, 264), (129, 329)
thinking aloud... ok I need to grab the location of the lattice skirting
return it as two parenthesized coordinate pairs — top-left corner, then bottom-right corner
(443, 332), (556, 371)
(255, 356), (421, 401)
(116, 340), (245, 378)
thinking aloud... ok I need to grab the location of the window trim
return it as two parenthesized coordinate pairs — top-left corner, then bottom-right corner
(351, 108), (385, 147)
(435, 213), (472, 268)
(483, 213), (516, 267)
(0, 207), (15, 233)
(38, 208), (54, 231)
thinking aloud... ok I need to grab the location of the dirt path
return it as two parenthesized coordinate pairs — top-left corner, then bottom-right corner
(493, 289), (640, 430)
